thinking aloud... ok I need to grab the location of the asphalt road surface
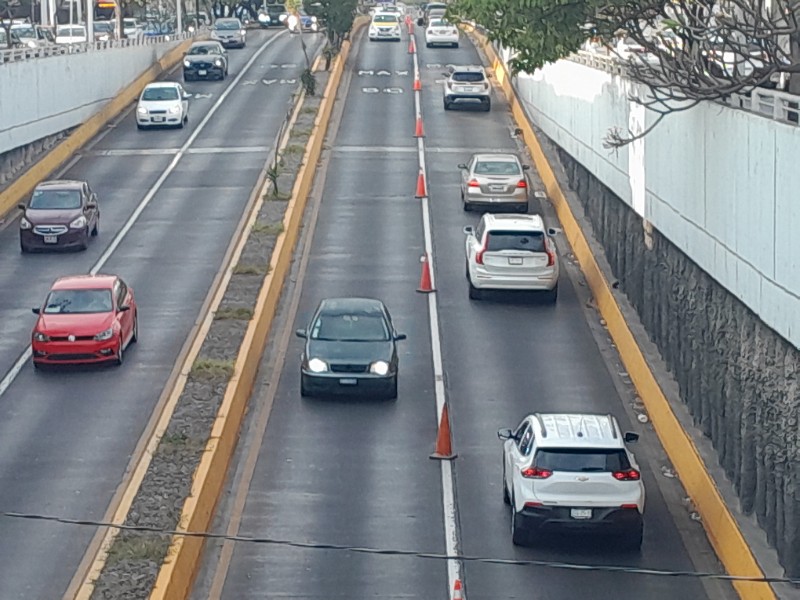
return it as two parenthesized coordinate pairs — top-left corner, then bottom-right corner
(194, 26), (729, 600)
(0, 29), (324, 600)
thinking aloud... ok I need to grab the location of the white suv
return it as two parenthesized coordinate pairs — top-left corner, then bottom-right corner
(463, 213), (559, 302)
(443, 65), (491, 111)
(498, 413), (645, 550)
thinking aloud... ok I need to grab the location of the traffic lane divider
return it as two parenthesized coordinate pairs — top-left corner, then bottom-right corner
(463, 25), (775, 600)
(0, 37), (196, 221)
(149, 23), (366, 600)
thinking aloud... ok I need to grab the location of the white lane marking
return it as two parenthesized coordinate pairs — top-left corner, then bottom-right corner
(383, 87), (404, 94)
(242, 79), (258, 85)
(413, 34), (464, 599)
(358, 69), (374, 76)
(362, 87), (380, 93)
(194, 93), (214, 99)
(376, 69), (392, 76)
(262, 78), (278, 85)
(0, 31), (289, 402)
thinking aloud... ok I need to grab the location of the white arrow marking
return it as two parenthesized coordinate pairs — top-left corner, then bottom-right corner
(262, 79), (278, 85)
(434, 78), (446, 84)
(242, 79), (257, 85)
(383, 87), (404, 94)
(395, 70), (409, 76)
(362, 87), (380, 93)
(426, 63), (442, 68)
(281, 63), (296, 68)
(376, 70), (391, 76)
(194, 93), (213, 99)
(358, 70), (374, 76)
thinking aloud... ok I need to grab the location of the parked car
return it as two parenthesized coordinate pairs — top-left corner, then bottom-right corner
(10, 22), (55, 47)
(92, 20), (116, 41)
(211, 17), (246, 48)
(31, 274), (138, 367)
(296, 297), (406, 399)
(425, 17), (458, 48)
(0, 28), (25, 48)
(498, 413), (644, 550)
(136, 82), (190, 129)
(458, 153), (530, 212)
(55, 24), (87, 44)
(368, 12), (401, 41)
(463, 213), (559, 302)
(18, 180), (100, 253)
(183, 40), (228, 81)
(123, 18), (143, 39)
(443, 65), (492, 111)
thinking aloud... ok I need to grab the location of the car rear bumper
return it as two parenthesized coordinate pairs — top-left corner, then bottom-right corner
(426, 34), (458, 44)
(464, 195), (528, 208)
(21, 228), (87, 250)
(471, 269), (558, 291)
(301, 371), (396, 397)
(518, 505), (643, 535)
(32, 339), (120, 365)
(445, 93), (490, 105)
(215, 37), (244, 47)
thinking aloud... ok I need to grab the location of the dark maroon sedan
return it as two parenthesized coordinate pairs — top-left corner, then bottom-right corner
(19, 180), (100, 253)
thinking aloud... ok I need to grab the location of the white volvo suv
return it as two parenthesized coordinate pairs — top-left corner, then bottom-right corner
(464, 213), (559, 302)
(498, 413), (645, 550)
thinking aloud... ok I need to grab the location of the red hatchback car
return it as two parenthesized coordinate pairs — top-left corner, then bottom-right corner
(31, 275), (138, 367)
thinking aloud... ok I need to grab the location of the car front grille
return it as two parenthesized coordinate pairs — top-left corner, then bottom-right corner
(33, 225), (68, 235)
(149, 110), (167, 114)
(192, 61), (213, 69)
(49, 335), (96, 342)
(330, 364), (370, 374)
(48, 353), (97, 361)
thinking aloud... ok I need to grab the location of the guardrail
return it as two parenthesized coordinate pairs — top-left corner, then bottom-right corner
(0, 30), (196, 65)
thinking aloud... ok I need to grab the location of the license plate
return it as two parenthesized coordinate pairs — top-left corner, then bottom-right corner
(198, 69), (207, 75)
(43, 235), (58, 244)
(508, 257), (523, 265)
(339, 378), (357, 385)
(489, 184), (505, 192)
(570, 508), (592, 520)
(153, 116), (164, 122)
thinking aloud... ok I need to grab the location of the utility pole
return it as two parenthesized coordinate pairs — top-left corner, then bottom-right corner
(87, 0), (93, 45)
(176, 0), (182, 36)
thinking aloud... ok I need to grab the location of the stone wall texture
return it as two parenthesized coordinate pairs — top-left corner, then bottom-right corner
(0, 130), (74, 187)
(556, 147), (800, 578)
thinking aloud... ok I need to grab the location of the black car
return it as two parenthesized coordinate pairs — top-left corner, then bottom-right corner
(296, 298), (406, 399)
(257, 3), (288, 27)
(183, 41), (228, 81)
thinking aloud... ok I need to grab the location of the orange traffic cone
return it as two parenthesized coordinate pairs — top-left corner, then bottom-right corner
(413, 77), (422, 91)
(453, 579), (464, 600)
(417, 253), (434, 293)
(414, 169), (427, 198)
(414, 116), (425, 138)
(408, 38), (416, 54)
(430, 403), (456, 459)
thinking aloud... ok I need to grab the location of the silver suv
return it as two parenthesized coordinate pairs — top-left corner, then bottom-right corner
(211, 18), (246, 48)
(463, 213), (559, 302)
(498, 413), (645, 550)
(443, 65), (491, 111)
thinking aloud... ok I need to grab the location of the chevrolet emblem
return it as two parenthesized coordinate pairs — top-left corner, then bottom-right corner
(68, 335), (76, 342)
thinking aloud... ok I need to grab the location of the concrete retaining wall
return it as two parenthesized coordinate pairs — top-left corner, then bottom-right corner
(511, 57), (800, 350)
(0, 41), (186, 156)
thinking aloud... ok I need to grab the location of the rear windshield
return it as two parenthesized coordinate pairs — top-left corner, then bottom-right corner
(474, 161), (520, 175)
(535, 448), (632, 472)
(29, 189), (81, 210)
(486, 231), (545, 252)
(311, 313), (389, 342)
(429, 18), (451, 27)
(452, 72), (485, 83)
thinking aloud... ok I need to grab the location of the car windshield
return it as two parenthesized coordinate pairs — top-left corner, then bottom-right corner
(43, 289), (113, 314)
(215, 19), (240, 29)
(124, 19), (137, 26)
(311, 313), (390, 342)
(267, 5), (286, 13)
(29, 189), (81, 210)
(452, 72), (485, 82)
(474, 160), (520, 175)
(373, 14), (398, 23)
(11, 25), (35, 38)
(486, 231), (545, 252)
(534, 448), (632, 472)
(142, 86), (179, 101)
(189, 44), (218, 55)
(94, 22), (113, 31)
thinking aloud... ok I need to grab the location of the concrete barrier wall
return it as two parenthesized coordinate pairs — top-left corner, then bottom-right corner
(511, 57), (800, 349)
(0, 40), (186, 155)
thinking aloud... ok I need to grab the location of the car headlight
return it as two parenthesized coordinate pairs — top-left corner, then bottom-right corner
(20, 217), (32, 230)
(184, 59), (191, 67)
(258, 13), (269, 22)
(214, 59), (222, 66)
(70, 215), (87, 229)
(369, 26), (377, 34)
(99, 34), (109, 41)
(27, 40), (37, 48)
(307, 358), (328, 373)
(33, 332), (49, 342)
(168, 105), (181, 114)
(94, 327), (114, 341)
(240, 29), (246, 35)
(311, 16), (317, 22)
(137, 105), (147, 114)
(369, 360), (390, 376)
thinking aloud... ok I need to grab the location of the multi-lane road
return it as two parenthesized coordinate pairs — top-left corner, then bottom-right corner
(0, 28), (324, 599)
(191, 25), (734, 600)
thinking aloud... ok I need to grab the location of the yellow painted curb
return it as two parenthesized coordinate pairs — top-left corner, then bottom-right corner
(0, 37), (196, 220)
(467, 28), (776, 600)
(149, 28), (363, 600)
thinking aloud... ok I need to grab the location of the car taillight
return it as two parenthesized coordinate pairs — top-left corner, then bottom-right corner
(612, 469), (641, 481)
(475, 246), (486, 265)
(516, 179), (527, 188)
(524, 501), (543, 508)
(545, 238), (555, 267)
(620, 503), (639, 509)
(521, 466), (552, 479)
(467, 179), (480, 187)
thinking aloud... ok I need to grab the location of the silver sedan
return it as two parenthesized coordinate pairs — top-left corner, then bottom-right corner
(459, 153), (531, 212)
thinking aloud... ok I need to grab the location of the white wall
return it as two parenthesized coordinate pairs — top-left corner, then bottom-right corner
(0, 41), (183, 154)
(514, 58), (800, 348)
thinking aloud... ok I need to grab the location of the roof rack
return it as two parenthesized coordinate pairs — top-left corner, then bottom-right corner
(607, 413), (618, 438)
(534, 413), (547, 437)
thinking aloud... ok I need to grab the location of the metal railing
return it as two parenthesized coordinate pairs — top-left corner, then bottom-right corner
(0, 31), (195, 65)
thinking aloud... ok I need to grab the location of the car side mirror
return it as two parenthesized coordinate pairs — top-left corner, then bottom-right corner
(486, 72), (493, 78)
(119, 305), (131, 312)
(417, 17), (424, 25)
(295, 328), (307, 338)
(441, 72), (449, 77)
(32, 307), (41, 315)
(522, 164), (530, 171)
(394, 333), (407, 341)
(624, 432), (639, 443)
(547, 227), (559, 236)
(183, 93), (192, 99)
(17, 203), (26, 211)
(463, 226), (474, 235)
(457, 163), (467, 169)
(497, 428), (513, 440)
(86, 202), (97, 209)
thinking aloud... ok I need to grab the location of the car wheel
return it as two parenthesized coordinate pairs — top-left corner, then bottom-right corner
(443, 99), (450, 110)
(91, 220), (99, 237)
(517, 202), (529, 213)
(300, 374), (311, 397)
(116, 339), (124, 366)
(544, 285), (558, 304)
(621, 523), (643, 552)
(462, 200), (471, 212)
(387, 376), (398, 400)
(511, 496), (526, 546)
(137, 124), (145, 130)
(483, 99), (492, 112)
(183, 74), (191, 82)
(79, 232), (90, 251)
(468, 280), (482, 300)
(502, 462), (511, 505)
(20, 241), (29, 254)
(131, 312), (139, 344)
(453, 42), (459, 48)
(426, 42), (431, 48)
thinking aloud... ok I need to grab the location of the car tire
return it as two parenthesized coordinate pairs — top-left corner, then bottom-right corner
(468, 280), (482, 300)
(91, 220), (99, 237)
(137, 124), (145, 130)
(426, 42), (432, 48)
(517, 202), (529, 214)
(387, 376), (398, 400)
(453, 42), (459, 48)
(511, 497), (526, 546)
(502, 463), (511, 505)
(131, 312), (139, 344)
(116, 339), (124, 366)
(300, 374), (311, 397)
(443, 99), (450, 110)
(544, 285), (558, 304)
(20, 241), (29, 254)
(621, 524), (643, 552)
(79, 232), (90, 251)
(462, 200), (471, 212)
(483, 99), (491, 112)
(183, 74), (191, 82)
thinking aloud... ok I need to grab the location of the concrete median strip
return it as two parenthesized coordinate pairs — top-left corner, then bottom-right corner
(0, 38), (195, 221)
(464, 25), (775, 600)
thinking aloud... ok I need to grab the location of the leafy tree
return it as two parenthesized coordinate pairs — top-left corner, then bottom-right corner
(0, 0), (19, 49)
(306, 0), (356, 50)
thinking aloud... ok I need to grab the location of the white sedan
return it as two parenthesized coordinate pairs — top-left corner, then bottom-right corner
(136, 82), (190, 130)
(425, 18), (458, 48)
(55, 25), (87, 44)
